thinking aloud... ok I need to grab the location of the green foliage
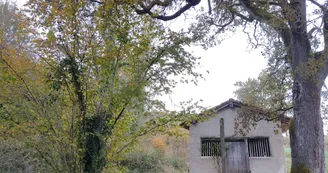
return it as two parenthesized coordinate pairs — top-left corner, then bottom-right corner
(168, 157), (188, 170)
(0, 138), (49, 173)
(234, 70), (292, 109)
(233, 64), (294, 135)
(122, 150), (164, 173)
(117, 130), (189, 173)
(121, 149), (188, 173)
(83, 115), (109, 173)
(0, 1), (204, 173)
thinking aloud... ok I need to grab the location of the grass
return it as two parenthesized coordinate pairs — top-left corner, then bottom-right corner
(284, 148), (292, 172)
(284, 148), (328, 173)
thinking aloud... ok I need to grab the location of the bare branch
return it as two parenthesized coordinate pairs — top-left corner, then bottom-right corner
(135, 3), (193, 21)
(233, 11), (253, 22)
(308, 0), (326, 11)
(135, 0), (201, 21)
(308, 1), (328, 57)
(308, 26), (319, 39)
(238, 0), (292, 51)
(136, 0), (172, 12)
(207, 12), (235, 30)
(89, 0), (103, 4)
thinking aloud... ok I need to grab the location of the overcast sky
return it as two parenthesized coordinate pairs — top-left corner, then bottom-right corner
(160, 33), (266, 110)
(157, 1), (267, 110)
(15, 0), (267, 110)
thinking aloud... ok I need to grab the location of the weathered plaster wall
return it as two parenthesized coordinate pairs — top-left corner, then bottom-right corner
(188, 107), (286, 173)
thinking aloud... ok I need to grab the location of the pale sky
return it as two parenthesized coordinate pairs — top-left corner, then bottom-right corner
(15, 0), (267, 110)
(161, 33), (266, 110)
(158, 1), (267, 110)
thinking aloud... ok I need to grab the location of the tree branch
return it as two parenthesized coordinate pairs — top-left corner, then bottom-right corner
(313, 1), (328, 50)
(308, 0), (325, 10)
(134, 0), (201, 21)
(308, 0), (328, 67)
(234, 0), (292, 51)
(90, 0), (103, 4)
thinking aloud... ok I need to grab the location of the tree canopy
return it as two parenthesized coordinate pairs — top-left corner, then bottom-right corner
(0, 0), (204, 172)
(3, 0), (328, 172)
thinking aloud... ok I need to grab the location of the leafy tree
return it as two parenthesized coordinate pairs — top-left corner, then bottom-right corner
(134, 0), (328, 172)
(0, 0), (203, 172)
(233, 70), (293, 135)
(0, 1), (52, 172)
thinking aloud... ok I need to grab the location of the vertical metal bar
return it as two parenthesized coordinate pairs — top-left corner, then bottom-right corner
(265, 138), (269, 156)
(252, 139), (256, 157)
(251, 140), (254, 157)
(249, 140), (252, 157)
(262, 139), (265, 157)
(257, 140), (260, 157)
(258, 139), (261, 157)
(209, 142), (210, 156)
(267, 138), (271, 156)
(263, 139), (266, 156)
(250, 140), (254, 157)
(248, 140), (251, 157)
(260, 139), (263, 157)
(207, 142), (209, 156)
(255, 139), (258, 157)
(210, 142), (213, 156)
(208, 142), (210, 156)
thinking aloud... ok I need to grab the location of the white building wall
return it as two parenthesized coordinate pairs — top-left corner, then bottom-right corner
(189, 107), (286, 173)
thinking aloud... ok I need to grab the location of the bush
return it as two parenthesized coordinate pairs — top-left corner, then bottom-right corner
(0, 138), (47, 173)
(120, 150), (188, 173)
(121, 130), (189, 173)
(166, 157), (188, 170)
(121, 150), (164, 173)
(151, 136), (168, 154)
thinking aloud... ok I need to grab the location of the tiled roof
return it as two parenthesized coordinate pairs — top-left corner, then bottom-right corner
(213, 98), (243, 111)
(180, 98), (291, 130)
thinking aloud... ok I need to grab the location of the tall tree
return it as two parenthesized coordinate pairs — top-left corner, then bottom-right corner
(15, 0), (203, 172)
(134, 0), (328, 172)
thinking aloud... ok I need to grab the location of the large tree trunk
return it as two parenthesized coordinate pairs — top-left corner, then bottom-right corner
(288, 1), (327, 170)
(290, 77), (326, 173)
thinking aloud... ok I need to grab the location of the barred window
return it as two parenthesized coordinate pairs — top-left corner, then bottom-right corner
(201, 138), (220, 156)
(248, 138), (271, 157)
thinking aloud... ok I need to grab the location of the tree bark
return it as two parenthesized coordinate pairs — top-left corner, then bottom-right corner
(290, 77), (326, 173)
(288, 1), (326, 171)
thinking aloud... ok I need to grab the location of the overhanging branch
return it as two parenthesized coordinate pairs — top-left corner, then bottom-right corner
(308, 0), (326, 10)
(134, 0), (200, 21)
(308, 0), (328, 66)
(238, 0), (292, 53)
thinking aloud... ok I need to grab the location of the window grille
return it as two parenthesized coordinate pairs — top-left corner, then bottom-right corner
(201, 138), (220, 156)
(248, 138), (271, 157)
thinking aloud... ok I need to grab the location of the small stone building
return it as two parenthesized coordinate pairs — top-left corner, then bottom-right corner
(183, 99), (289, 173)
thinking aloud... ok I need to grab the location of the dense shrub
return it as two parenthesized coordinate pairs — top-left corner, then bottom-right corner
(120, 130), (189, 173)
(0, 138), (48, 173)
(121, 150), (188, 173)
(121, 150), (164, 173)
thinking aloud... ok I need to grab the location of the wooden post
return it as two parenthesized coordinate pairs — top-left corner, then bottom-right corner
(245, 138), (250, 172)
(220, 118), (226, 173)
